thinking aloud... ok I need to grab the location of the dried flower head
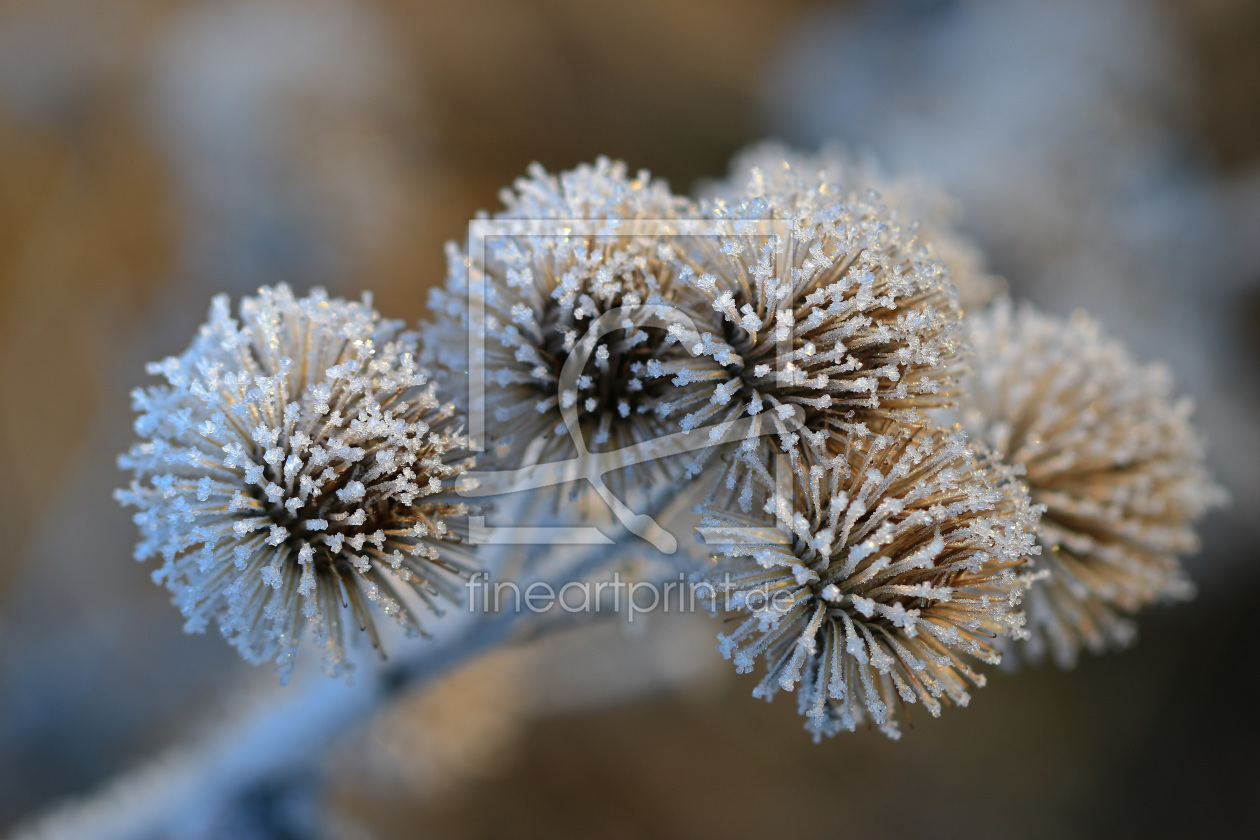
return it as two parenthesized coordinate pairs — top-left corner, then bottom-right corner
(669, 161), (966, 473)
(959, 300), (1225, 667)
(698, 423), (1038, 739)
(426, 158), (737, 494)
(117, 285), (476, 677)
(705, 142), (1003, 310)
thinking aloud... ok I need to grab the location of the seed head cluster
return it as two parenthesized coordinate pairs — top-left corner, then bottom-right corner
(118, 148), (1221, 741)
(959, 300), (1225, 667)
(117, 285), (475, 677)
(699, 423), (1039, 739)
(668, 153), (966, 479)
(425, 158), (734, 494)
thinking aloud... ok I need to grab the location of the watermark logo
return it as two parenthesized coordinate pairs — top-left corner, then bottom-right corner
(457, 218), (797, 552)
(465, 571), (795, 622)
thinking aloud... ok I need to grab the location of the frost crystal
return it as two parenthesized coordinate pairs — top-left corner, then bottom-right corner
(699, 423), (1039, 740)
(705, 143), (1002, 310)
(959, 300), (1226, 668)
(671, 158), (966, 472)
(426, 158), (734, 494)
(116, 285), (476, 677)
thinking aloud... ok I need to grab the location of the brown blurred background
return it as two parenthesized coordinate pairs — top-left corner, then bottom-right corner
(1, 0), (1258, 837)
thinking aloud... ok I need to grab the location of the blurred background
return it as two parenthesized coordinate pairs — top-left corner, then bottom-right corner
(1, 0), (1258, 837)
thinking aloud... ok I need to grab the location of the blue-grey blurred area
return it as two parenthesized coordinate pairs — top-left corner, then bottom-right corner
(0, 0), (1256, 838)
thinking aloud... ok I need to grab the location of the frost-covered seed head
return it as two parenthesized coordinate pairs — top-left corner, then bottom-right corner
(960, 300), (1226, 668)
(699, 422), (1039, 740)
(426, 158), (736, 494)
(706, 143), (1002, 310)
(116, 285), (477, 678)
(671, 160), (966, 472)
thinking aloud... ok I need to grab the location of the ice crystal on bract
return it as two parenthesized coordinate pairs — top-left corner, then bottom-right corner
(705, 142), (1002, 310)
(670, 162), (966, 473)
(698, 423), (1038, 739)
(960, 300), (1225, 668)
(426, 158), (737, 491)
(116, 285), (476, 677)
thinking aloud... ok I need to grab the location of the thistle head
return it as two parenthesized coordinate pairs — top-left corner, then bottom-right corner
(426, 158), (736, 495)
(959, 300), (1226, 667)
(670, 158), (967, 473)
(698, 422), (1039, 739)
(117, 285), (477, 678)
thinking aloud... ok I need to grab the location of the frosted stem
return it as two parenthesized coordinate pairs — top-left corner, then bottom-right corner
(15, 489), (684, 840)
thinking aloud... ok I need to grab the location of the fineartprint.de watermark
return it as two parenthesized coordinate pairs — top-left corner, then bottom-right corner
(464, 570), (795, 622)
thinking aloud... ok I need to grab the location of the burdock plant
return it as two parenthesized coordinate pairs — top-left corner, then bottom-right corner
(87, 148), (1227, 840)
(698, 422), (1040, 739)
(425, 158), (738, 500)
(117, 285), (477, 678)
(958, 299), (1226, 667)
(667, 151), (966, 481)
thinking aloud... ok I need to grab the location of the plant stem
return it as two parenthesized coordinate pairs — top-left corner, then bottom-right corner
(15, 485), (694, 840)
